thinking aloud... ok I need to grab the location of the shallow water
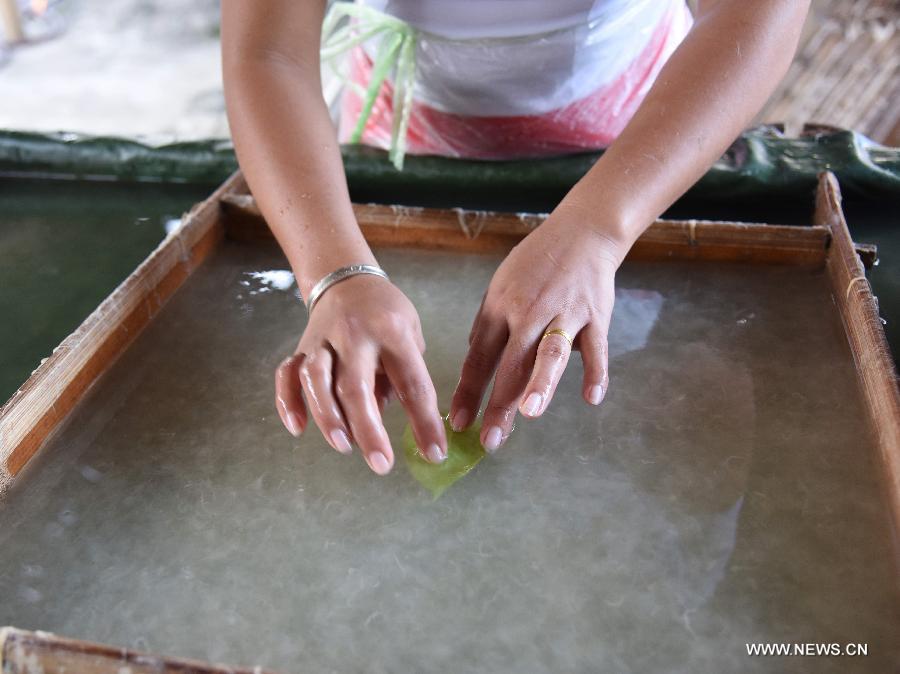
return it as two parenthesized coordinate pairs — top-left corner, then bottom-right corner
(0, 179), (208, 403)
(1, 242), (897, 673)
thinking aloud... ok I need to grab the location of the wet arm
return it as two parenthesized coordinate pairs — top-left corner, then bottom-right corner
(560, 0), (810, 256)
(221, 0), (375, 299)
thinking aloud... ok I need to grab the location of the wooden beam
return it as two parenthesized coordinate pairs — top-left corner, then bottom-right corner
(221, 193), (834, 267)
(817, 171), (900, 542)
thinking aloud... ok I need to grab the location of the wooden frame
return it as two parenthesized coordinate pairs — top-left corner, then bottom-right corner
(1, 171), (897, 672)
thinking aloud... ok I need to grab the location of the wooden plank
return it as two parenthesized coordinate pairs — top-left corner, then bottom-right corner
(0, 172), (244, 493)
(817, 171), (900, 539)
(0, 627), (279, 674)
(221, 193), (832, 266)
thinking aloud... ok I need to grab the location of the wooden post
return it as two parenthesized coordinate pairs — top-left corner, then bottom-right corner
(0, 0), (24, 43)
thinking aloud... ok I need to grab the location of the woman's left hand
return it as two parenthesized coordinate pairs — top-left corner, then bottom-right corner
(449, 201), (628, 452)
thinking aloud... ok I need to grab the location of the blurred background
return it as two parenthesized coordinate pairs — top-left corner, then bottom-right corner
(1, 0), (897, 144)
(0, 0), (224, 140)
(0, 0), (898, 404)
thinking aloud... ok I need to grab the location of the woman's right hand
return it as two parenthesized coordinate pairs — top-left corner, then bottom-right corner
(275, 274), (448, 475)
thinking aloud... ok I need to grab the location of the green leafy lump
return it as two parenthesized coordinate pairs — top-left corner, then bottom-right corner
(402, 417), (485, 499)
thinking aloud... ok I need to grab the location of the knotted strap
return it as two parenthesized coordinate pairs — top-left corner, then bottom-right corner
(321, 4), (417, 170)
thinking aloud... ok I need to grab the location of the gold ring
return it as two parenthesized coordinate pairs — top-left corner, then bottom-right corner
(541, 328), (573, 347)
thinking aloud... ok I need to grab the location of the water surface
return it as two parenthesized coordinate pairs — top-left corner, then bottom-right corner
(0, 178), (208, 402)
(0, 243), (896, 673)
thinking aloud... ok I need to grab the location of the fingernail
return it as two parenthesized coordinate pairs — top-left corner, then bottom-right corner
(450, 408), (469, 432)
(330, 429), (353, 454)
(483, 426), (503, 453)
(588, 385), (604, 405)
(425, 443), (446, 463)
(522, 392), (542, 417)
(284, 412), (302, 437)
(366, 451), (392, 475)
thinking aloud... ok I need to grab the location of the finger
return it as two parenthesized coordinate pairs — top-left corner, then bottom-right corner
(382, 342), (447, 464)
(519, 320), (579, 419)
(480, 332), (536, 452)
(577, 322), (610, 406)
(450, 311), (508, 432)
(298, 346), (354, 455)
(334, 348), (395, 476)
(275, 355), (308, 437)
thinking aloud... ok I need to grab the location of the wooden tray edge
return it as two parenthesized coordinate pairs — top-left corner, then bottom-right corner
(0, 171), (245, 492)
(817, 171), (900, 539)
(221, 192), (834, 267)
(0, 627), (278, 674)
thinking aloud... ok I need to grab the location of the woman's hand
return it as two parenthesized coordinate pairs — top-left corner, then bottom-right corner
(224, 1), (448, 477)
(450, 202), (628, 452)
(275, 275), (448, 475)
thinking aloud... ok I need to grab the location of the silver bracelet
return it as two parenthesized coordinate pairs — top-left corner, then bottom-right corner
(306, 264), (389, 313)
